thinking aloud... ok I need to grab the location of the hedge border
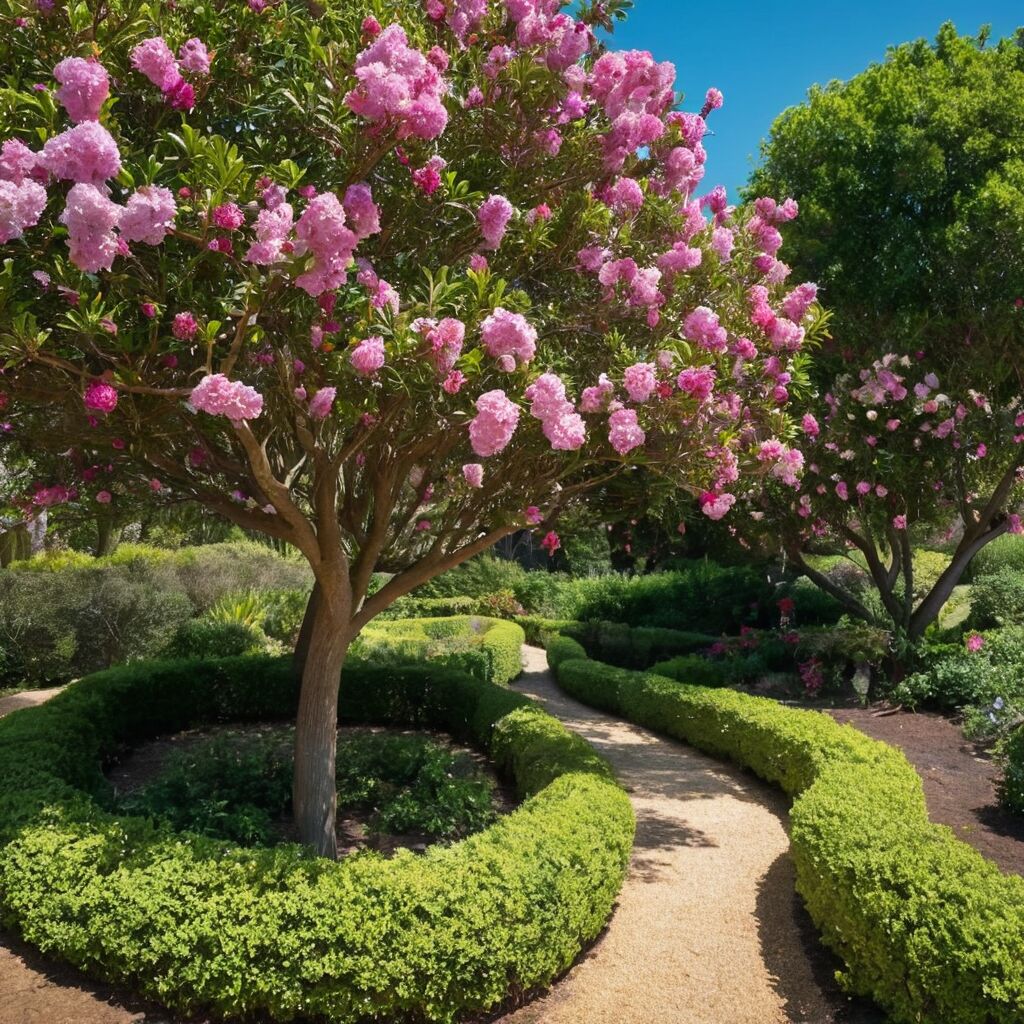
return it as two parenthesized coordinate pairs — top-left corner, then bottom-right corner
(0, 642), (633, 1023)
(546, 640), (1024, 1024)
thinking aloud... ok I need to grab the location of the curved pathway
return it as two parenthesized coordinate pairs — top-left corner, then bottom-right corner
(500, 647), (881, 1024)
(0, 659), (881, 1024)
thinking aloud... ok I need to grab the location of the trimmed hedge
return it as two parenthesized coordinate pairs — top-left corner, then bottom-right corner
(562, 620), (714, 669)
(0, 650), (633, 1022)
(999, 726), (1024, 815)
(547, 641), (1024, 1024)
(357, 616), (526, 687)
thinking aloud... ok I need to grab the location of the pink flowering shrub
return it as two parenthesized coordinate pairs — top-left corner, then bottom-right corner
(0, 0), (816, 858)
(742, 353), (1024, 642)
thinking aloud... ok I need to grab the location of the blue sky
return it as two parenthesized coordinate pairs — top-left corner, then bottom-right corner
(604, 1), (1022, 200)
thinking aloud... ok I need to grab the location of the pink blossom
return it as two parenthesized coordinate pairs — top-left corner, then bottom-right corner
(308, 386), (337, 419)
(657, 242), (702, 277)
(700, 491), (736, 521)
(41, 121), (121, 186)
(53, 57), (109, 123)
(525, 505), (543, 525)
(835, 481), (849, 501)
(683, 306), (728, 353)
(350, 335), (386, 376)
(856, 481), (871, 496)
(345, 24), (449, 141)
(462, 463), (484, 488)
(480, 307), (537, 365)
(119, 185), (175, 245)
(478, 194), (514, 250)
(59, 183), (120, 272)
(580, 374), (614, 412)
(131, 37), (178, 88)
(676, 365), (716, 402)
(892, 514), (907, 530)
(781, 282), (817, 322)
(343, 182), (381, 239)
(700, 87), (724, 117)
(172, 311), (199, 340)
(623, 362), (656, 403)
(83, 380), (117, 413)
(608, 407), (644, 454)
(468, 253), (489, 273)
(525, 373), (586, 451)
(469, 389), (520, 457)
(966, 632), (985, 653)
(412, 156), (446, 196)
(1009, 514), (1024, 535)
(875, 485), (888, 498)
(801, 413), (820, 437)
(96, 490), (112, 504)
(293, 192), (358, 295)
(426, 317), (465, 373)
(246, 202), (294, 265)
(212, 202), (244, 230)
(442, 370), (465, 394)
(0, 139), (39, 184)
(577, 245), (609, 272)
(447, 0), (488, 42)
(178, 38), (211, 75)
(190, 373), (263, 421)
(0, 178), (47, 244)
(607, 176), (644, 215)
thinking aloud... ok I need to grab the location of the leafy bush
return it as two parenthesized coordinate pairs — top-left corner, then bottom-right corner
(972, 534), (1024, 578)
(160, 620), (273, 660)
(998, 726), (1024, 815)
(122, 729), (497, 846)
(561, 620), (714, 669)
(356, 616), (525, 686)
(0, 544), (311, 686)
(647, 654), (730, 687)
(969, 567), (1024, 628)
(546, 640), (1024, 1024)
(0, 651), (633, 1023)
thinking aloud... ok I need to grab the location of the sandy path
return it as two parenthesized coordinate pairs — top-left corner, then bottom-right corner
(0, 687), (65, 719)
(499, 647), (881, 1024)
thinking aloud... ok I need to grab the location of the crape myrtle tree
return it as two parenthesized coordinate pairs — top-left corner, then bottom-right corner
(745, 22), (1024, 650)
(742, 354), (1024, 646)
(0, 0), (817, 856)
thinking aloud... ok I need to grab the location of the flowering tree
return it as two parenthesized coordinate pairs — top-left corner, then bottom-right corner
(743, 355), (1024, 644)
(0, 0), (814, 855)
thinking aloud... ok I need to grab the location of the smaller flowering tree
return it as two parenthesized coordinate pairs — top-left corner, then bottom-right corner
(744, 354), (1024, 643)
(1, 0), (816, 855)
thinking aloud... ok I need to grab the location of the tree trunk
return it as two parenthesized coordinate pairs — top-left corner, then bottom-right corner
(292, 584), (350, 859)
(95, 513), (120, 557)
(0, 525), (31, 567)
(293, 580), (321, 681)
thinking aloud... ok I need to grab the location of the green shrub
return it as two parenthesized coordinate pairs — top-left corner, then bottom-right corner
(160, 620), (272, 660)
(357, 616), (524, 687)
(969, 567), (1024, 629)
(647, 654), (730, 687)
(544, 635), (587, 670)
(998, 726), (1024, 815)
(0, 652), (633, 1023)
(972, 534), (1024, 578)
(515, 615), (577, 645)
(561, 620), (713, 669)
(549, 650), (1024, 1024)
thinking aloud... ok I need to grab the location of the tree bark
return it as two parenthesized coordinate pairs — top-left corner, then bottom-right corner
(95, 513), (120, 557)
(292, 584), (350, 859)
(292, 580), (321, 682)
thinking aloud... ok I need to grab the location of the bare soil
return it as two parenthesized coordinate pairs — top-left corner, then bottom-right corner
(825, 705), (1024, 875)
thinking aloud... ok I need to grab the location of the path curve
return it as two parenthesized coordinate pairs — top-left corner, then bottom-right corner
(499, 647), (879, 1024)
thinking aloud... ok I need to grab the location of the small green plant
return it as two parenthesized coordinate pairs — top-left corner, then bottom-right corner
(120, 728), (498, 847)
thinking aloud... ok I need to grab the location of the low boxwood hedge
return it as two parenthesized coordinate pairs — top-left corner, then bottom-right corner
(0, 648), (633, 1022)
(358, 616), (525, 687)
(547, 641), (1024, 1024)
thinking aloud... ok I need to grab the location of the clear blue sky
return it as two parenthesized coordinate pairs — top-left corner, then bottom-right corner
(604, 1), (1022, 200)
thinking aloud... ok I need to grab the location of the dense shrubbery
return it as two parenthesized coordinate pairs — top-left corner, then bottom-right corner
(547, 641), (1024, 1024)
(0, 543), (311, 687)
(122, 729), (499, 847)
(969, 568), (1024, 629)
(560, 620), (713, 669)
(0, 644), (632, 1022)
(999, 727), (1024, 816)
(355, 617), (525, 687)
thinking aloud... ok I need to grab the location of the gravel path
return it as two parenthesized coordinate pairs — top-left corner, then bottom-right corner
(0, 687), (65, 719)
(499, 647), (881, 1024)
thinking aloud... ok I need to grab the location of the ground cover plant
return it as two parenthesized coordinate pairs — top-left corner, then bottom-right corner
(119, 726), (499, 848)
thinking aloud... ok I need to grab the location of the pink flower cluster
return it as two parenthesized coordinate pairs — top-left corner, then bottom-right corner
(469, 389), (520, 457)
(525, 372), (586, 451)
(293, 192), (358, 295)
(246, 202), (294, 265)
(683, 306), (728, 353)
(345, 25), (449, 141)
(478, 194), (514, 250)
(447, 0), (488, 42)
(309, 386), (337, 419)
(608, 407), (644, 455)
(53, 57), (109, 122)
(676, 365), (716, 402)
(351, 335), (386, 376)
(580, 374), (614, 412)
(83, 380), (118, 413)
(0, 141), (46, 244)
(41, 121), (121, 186)
(506, 0), (591, 72)
(623, 362), (656, 403)
(119, 185), (176, 245)
(59, 184), (120, 273)
(131, 36), (208, 111)
(415, 317), (465, 373)
(589, 49), (675, 169)
(480, 308), (537, 368)
(190, 373), (264, 422)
